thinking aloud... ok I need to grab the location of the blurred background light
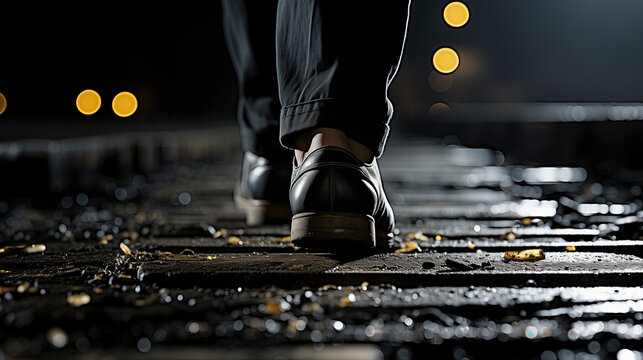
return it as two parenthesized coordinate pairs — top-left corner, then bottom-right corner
(429, 102), (451, 116)
(0, 92), (6, 115)
(112, 92), (138, 117)
(443, 1), (470, 28)
(433, 47), (459, 74)
(76, 89), (101, 115)
(428, 71), (454, 92)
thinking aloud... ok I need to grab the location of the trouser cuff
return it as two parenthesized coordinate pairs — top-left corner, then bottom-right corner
(279, 99), (390, 158)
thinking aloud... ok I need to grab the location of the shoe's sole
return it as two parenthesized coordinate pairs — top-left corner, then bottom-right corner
(291, 212), (392, 250)
(233, 186), (291, 226)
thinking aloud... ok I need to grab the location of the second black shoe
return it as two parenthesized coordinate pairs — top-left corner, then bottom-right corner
(289, 146), (395, 250)
(234, 151), (292, 226)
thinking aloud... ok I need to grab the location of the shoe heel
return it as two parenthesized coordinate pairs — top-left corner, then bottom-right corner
(243, 203), (291, 226)
(291, 212), (376, 249)
(234, 186), (291, 226)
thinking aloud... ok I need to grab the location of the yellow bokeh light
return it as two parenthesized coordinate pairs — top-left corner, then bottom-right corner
(112, 92), (138, 117)
(428, 71), (454, 92)
(0, 92), (6, 115)
(428, 102), (450, 117)
(76, 89), (101, 115)
(443, 1), (470, 28)
(432, 47), (459, 74)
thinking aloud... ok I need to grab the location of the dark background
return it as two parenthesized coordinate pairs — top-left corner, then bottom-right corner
(1, 1), (642, 174)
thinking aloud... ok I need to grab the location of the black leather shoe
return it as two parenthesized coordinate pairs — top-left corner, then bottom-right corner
(234, 151), (292, 226)
(289, 146), (395, 249)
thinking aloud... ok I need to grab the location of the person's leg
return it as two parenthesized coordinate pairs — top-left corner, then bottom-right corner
(276, 0), (411, 163)
(222, 0), (292, 225)
(221, 0), (291, 160)
(276, 0), (411, 249)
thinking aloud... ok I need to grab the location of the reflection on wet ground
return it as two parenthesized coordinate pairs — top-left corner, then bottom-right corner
(1, 137), (642, 359)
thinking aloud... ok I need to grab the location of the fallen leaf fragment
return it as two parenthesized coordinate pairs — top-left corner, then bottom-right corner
(302, 302), (321, 312)
(213, 228), (228, 239)
(504, 249), (545, 261)
(407, 232), (429, 241)
(263, 301), (283, 314)
(120, 243), (132, 256)
(360, 282), (369, 291)
(24, 244), (46, 254)
(227, 236), (242, 246)
(468, 242), (476, 250)
(98, 234), (113, 245)
(565, 246), (577, 252)
(339, 296), (353, 308)
(291, 264), (305, 268)
(1, 244), (47, 255)
(503, 232), (517, 241)
(395, 241), (421, 254)
(17, 282), (30, 293)
(67, 293), (91, 307)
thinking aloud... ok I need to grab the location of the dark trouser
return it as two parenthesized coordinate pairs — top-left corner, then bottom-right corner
(222, 0), (410, 159)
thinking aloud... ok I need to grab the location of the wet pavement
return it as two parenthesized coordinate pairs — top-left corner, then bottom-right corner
(1, 132), (643, 359)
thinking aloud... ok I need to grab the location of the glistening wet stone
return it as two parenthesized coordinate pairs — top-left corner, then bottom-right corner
(1, 135), (642, 358)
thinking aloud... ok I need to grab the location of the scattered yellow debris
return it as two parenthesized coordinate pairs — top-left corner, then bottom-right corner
(119, 274), (132, 279)
(0, 270), (10, 274)
(17, 282), (30, 294)
(279, 236), (291, 242)
(93, 288), (103, 294)
(120, 243), (132, 256)
(0, 245), (24, 254)
(435, 235), (443, 241)
(476, 249), (485, 254)
(122, 231), (140, 241)
(157, 254), (200, 261)
(263, 302), (283, 314)
(522, 218), (532, 226)
(227, 236), (242, 245)
(408, 232), (429, 241)
(206, 255), (216, 260)
(565, 246), (577, 252)
(214, 228), (228, 239)
(98, 234), (113, 245)
(339, 295), (354, 308)
(67, 293), (91, 307)
(503, 232), (517, 241)
(291, 264), (305, 268)
(24, 244), (46, 254)
(395, 241), (421, 254)
(360, 282), (369, 291)
(1, 244), (47, 255)
(468, 242), (476, 250)
(302, 302), (321, 312)
(504, 249), (545, 261)
(322, 284), (337, 291)
(93, 273), (104, 281)
(22, 274), (50, 278)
